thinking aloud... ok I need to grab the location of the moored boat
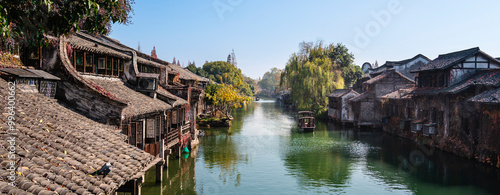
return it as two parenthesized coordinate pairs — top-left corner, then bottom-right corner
(298, 111), (315, 132)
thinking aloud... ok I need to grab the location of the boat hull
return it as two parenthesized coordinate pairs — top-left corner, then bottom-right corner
(300, 127), (315, 132)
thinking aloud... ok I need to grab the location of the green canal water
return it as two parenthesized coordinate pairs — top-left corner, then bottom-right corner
(142, 100), (500, 195)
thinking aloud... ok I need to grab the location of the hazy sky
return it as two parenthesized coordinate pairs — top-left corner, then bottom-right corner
(110, 0), (500, 79)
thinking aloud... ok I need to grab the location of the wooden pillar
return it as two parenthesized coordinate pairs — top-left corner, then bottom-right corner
(133, 177), (142, 195)
(156, 138), (164, 183)
(156, 162), (163, 183)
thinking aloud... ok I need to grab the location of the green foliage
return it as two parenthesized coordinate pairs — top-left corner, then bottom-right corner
(243, 76), (256, 95)
(186, 62), (208, 77)
(0, 0), (134, 49)
(204, 83), (252, 116)
(203, 61), (253, 96)
(342, 65), (362, 87)
(258, 67), (282, 93)
(186, 63), (197, 73)
(281, 41), (352, 117)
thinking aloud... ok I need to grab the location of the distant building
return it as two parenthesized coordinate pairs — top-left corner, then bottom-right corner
(327, 89), (359, 124)
(361, 62), (373, 74)
(350, 69), (415, 128)
(370, 54), (431, 80)
(354, 54), (430, 93)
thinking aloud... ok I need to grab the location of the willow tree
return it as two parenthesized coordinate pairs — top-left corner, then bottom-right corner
(281, 41), (352, 118)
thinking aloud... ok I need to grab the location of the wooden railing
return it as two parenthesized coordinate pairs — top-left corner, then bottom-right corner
(181, 122), (190, 135)
(166, 129), (179, 149)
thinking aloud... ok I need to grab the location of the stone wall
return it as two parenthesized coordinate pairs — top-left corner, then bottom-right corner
(382, 92), (500, 168)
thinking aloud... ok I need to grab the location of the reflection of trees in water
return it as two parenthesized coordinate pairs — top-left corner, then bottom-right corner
(281, 131), (354, 193)
(202, 135), (248, 186)
(359, 133), (500, 195)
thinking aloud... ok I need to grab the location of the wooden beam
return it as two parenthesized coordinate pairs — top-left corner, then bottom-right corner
(131, 157), (162, 180)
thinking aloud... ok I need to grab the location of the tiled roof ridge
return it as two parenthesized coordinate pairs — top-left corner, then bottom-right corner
(60, 35), (129, 105)
(438, 47), (479, 58)
(75, 31), (133, 54)
(366, 69), (415, 84)
(385, 54), (430, 66)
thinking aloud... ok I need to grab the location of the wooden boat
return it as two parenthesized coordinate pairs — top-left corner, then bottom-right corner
(298, 111), (315, 132)
(298, 111), (314, 117)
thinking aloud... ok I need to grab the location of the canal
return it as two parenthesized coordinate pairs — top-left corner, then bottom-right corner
(142, 100), (500, 194)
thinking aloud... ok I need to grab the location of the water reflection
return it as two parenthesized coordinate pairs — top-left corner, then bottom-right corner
(142, 147), (198, 195)
(142, 100), (500, 195)
(200, 134), (247, 186)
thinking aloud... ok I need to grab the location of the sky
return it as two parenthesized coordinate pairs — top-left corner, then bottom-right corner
(110, 0), (500, 79)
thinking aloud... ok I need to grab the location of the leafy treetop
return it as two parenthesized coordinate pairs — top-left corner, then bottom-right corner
(202, 61), (253, 96)
(0, 0), (134, 49)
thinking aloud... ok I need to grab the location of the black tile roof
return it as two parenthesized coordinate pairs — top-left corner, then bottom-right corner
(26, 69), (61, 81)
(442, 70), (500, 94)
(327, 89), (358, 98)
(67, 32), (132, 60)
(370, 54), (430, 72)
(0, 68), (41, 78)
(385, 54), (431, 67)
(157, 86), (188, 107)
(381, 87), (416, 99)
(349, 91), (374, 102)
(365, 69), (415, 85)
(85, 76), (172, 118)
(411, 47), (499, 72)
(168, 64), (210, 82)
(468, 88), (500, 104)
(413, 70), (500, 95)
(0, 78), (156, 194)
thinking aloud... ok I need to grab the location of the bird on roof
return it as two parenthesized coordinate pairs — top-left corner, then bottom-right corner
(93, 162), (113, 177)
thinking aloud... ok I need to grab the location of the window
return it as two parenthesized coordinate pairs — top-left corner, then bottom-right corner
(97, 57), (106, 75)
(136, 121), (144, 149)
(98, 58), (105, 69)
(106, 57), (113, 75)
(85, 53), (94, 73)
(130, 122), (136, 145)
(75, 52), (84, 72)
(113, 58), (119, 76)
(119, 60), (124, 77)
(146, 118), (155, 139)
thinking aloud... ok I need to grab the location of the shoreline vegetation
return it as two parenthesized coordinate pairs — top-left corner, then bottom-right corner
(188, 59), (254, 128)
(276, 41), (361, 119)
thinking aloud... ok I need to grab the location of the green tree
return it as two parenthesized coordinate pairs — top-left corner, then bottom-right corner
(243, 76), (256, 95)
(204, 83), (252, 117)
(258, 67), (282, 92)
(203, 61), (253, 96)
(0, 0), (134, 49)
(186, 62), (197, 73)
(341, 65), (362, 87)
(281, 41), (350, 118)
(186, 61), (208, 77)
